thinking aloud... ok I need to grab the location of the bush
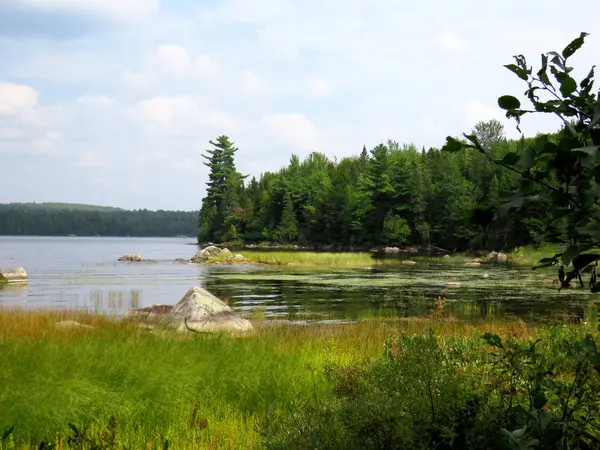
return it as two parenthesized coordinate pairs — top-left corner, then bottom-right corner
(259, 329), (600, 449)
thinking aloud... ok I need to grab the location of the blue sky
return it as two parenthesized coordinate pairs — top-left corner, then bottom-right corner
(1, 0), (599, 210)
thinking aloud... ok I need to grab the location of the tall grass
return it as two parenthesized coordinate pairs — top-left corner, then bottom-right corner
(0, 309), (547, 449)
(241, 251), (378, 267)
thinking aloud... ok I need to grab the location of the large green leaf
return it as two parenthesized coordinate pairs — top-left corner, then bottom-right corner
(441, 136), (465, 153)
(572, 146), (599, 156)
(562, 32), (589, 59)
(498, 95), (521, 110)
(517, 147), (536, 169)
(562, 245), (583, 266)
(504, 63), (529, 81)
(559, 76), (578, 96)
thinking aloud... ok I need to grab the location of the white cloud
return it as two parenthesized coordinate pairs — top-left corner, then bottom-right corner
(77, 95), (115, 107)
(195, 54), (220, 77)
(17, 0), (159, 23)
(0, 127), (26, 139)
(137, 96), (233, 130)
(305, 77), (331, 98)
(461, 100), (505, 127)
(438, 33), (468, 55)
(261, 113), (320, 151)
(8, 51), (114, 82)
(241, 70), (269, 95)
(0, 82), (38, 119)
(154, 45), (193, 76)
(76, 152), (108, 168)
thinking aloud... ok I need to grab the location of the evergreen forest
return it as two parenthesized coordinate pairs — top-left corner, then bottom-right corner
(198, 121), (554, 250)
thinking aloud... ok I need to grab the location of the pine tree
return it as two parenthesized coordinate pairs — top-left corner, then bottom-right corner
(198, 135), (246, 242)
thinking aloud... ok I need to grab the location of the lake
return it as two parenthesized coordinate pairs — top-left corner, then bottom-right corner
(0, 236), (595, 323)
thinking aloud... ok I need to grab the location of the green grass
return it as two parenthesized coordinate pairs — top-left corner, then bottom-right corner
(0, 309), (551, 449)
(236, 251), (379, 267)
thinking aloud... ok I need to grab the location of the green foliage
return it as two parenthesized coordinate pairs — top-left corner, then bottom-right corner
(260, 330), (600, 449)
(382, 213), (410, 245)
(442, 32), (600, 290)
(198, 135), (247, 242)
(0, 206), (197, 237)
(198, 135), (541, 250)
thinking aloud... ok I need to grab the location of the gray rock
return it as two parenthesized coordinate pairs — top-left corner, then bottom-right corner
(486, 251), (508, 263)
(0, 267), (28, 285)
(55, 320), (94, 329)
(384, 247), (400, 253)
(118, 254), (143, 262)
(401, 260), (417, 266)
(125, 287), (253, 333)
(464, 262), (481, 267)
(232, 254), (246, 261)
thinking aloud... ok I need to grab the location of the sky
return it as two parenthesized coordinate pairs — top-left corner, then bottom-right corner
(0, 0), (599, 211)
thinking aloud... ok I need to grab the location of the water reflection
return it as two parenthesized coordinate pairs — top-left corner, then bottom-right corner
(0, 237), (596, 324)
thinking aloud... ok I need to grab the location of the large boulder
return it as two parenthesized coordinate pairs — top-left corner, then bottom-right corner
(118, 254), (143, 262)
(0, 267), (27, 285)
(191, 245), (227, 263)
(125, 287), (253, 333)
(486, 251), (508, 263)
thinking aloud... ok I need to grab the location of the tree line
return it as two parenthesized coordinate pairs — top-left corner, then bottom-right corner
(198, 120), (556, 250)
(0, 205), (197, 237)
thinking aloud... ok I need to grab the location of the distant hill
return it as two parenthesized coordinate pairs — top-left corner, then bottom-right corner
(0, 203), (199, 237)
(0, 202), (124, 212)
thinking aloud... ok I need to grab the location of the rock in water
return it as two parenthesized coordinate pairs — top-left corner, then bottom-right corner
(125, 287), (253, 333)
(118, 254), (142, 262)
(486, 251), (508, 263)
(401, 260), (417, 266)
(0, 267), (28, 285)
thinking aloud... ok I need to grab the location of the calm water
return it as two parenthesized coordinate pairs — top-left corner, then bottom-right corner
(0, 236), (595, 323)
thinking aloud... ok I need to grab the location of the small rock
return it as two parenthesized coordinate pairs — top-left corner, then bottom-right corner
(232, 254), (245, 261)
(118, 254), (142, 262)
(221, 248), (232, 254)
(55, 320), (94, 329)
(384, 247), (400, 253)
(443, 254), (451, 258)
(464, 262), (481, 267)
(174, 258), (190, 263)
(471, 258), (484, 263)
(445, 281), (460, 287)
(0, 267), (28, 285)
(401, 260), (417, 266)
(481, 273), (490, 279)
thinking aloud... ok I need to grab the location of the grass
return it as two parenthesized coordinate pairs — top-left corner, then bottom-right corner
(0, 308), (563, 449)
(208, 246), (565, 268)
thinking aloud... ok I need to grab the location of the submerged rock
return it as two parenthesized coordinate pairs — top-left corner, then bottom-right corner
(118, 254), (143, 262)
(464, 262), (481, 267)
(0, 267), (28, 285)
(174, 258), (191, 264)
(125, 287), (253, 333)
(401, 260), (417, 266)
